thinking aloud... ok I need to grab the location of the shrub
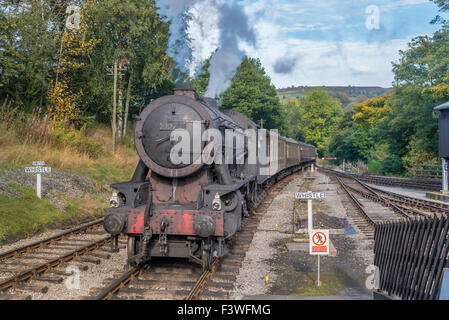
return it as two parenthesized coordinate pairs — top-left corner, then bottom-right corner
(380, 156), (405, 176)
(50, 128), (104, 159)
(367, 159), (381, 174)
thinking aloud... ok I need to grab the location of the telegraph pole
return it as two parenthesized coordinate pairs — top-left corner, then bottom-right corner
(112, 60), (118, 154)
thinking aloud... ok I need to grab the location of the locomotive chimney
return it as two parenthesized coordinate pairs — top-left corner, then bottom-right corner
(174, 88), (200, 101)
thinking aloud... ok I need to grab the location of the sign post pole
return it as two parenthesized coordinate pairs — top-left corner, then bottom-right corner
(317, 255), (320, 287)
(309, 229), (329, 287)
(295, 191), (325, 234)
(25, 161), (51, 199)
(308, 196), (312, 234)
(37, 173), (41, 199)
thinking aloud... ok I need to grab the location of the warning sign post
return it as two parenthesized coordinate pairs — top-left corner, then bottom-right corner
(310, 230), (329, 255)
(309, 229), (329, 287)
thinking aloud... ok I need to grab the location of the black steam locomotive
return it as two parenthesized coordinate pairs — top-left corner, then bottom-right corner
(103, 88), (316, 270)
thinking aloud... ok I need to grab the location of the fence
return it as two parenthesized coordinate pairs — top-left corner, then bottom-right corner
(410, 164), (442, 179)
(374, 215), (449, 300)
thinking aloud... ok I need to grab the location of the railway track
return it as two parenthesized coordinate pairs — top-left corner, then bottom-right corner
(88, 171), (301, 300)
(320, 167), (449, 216)
(321, 166), (449, 241)
(0, 218), (125, 299)
(320, 166), (441, 191)
(333, 175), (404, 240)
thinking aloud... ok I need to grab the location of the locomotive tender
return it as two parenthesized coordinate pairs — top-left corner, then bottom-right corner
(103, 88), (316, 270)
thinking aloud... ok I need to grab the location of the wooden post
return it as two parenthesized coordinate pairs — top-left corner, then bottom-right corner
(123, 76), (132, 138)
(112, 60), (118, 154)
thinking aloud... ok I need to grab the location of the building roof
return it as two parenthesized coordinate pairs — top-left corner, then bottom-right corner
(434, 101), (449, 111)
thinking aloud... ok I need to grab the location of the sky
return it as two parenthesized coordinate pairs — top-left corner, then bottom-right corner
(177, 0), (447, 89)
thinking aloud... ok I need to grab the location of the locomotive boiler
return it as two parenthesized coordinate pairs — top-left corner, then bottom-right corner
(103, 88), (316, 270)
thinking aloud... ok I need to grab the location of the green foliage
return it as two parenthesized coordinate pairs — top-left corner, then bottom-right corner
(50, 128), (104, 159)
(367, 159), (381, 174)
(299, 89), (343, 155)
(328, 1), (449, 175)
(221, 57), (284, 130)
(280, 98), (304, 141)
(0, 1), (61, 111)
(393, 27), (449, 86)
(0, 0), (174, 125)
(379, 156), (405, 176)
(431, 0), (449, 25)
(82, 0), (174, 121)
(191, 58), (211, 97)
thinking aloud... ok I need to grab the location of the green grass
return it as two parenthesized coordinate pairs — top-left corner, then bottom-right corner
(0, 184), (105, 243)
(0, 186), (63, 242)
(277, 92), (307, 102)
(291, 270), (346, 296)
(0, 121), (137, 243)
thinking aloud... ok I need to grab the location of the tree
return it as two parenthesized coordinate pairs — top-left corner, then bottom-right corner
(191, 58), (210, 97)
(81, 0), (174, 131)
(220, 57), (284, 130)
(47, 0), (100, 127)
(0, 1), (63, 111)
(352, 92), (392, 128)
(280, 98), (304, 141)
(431, 0), (449, 25)
(299, 89), (343, 156)
(392, 28), (449, 86)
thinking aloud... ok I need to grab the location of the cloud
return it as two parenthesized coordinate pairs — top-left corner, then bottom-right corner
(245, 35), (411, 87)
(382, 0), (430, 11)
(273, 55), (299, 74)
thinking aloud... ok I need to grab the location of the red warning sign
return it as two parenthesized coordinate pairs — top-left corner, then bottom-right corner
(309, 230), (329, 255)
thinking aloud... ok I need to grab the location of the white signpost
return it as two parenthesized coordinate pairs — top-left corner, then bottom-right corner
(310, 229), (330, 287)
(295, 191), (325, 234)
(295, 191), (328, 287)
(24, 161), (51, 199)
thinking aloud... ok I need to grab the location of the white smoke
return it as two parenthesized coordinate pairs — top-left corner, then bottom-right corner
(156, 0), (196, 75)
(205, 1), (256, 98)
(156, 0), (256, 97)
(186, 0), (220, 76)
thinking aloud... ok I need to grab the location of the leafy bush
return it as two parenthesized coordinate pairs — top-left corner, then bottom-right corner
(50, 129), (104, 159)
(367, 159), (381, 174)
(380, 156), (405, 176)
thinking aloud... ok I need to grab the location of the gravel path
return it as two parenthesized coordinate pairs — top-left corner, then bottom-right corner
(230, 170), (375, 299)
(230, 175), (302, 299)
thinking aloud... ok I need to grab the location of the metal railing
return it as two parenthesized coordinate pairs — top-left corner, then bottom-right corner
(410, 164), (442, 179)
(374, 215), (449, 300)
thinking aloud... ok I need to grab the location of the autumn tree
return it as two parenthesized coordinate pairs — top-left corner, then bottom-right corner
(352, 92), (392, 128)
(47, 0), (100, 127)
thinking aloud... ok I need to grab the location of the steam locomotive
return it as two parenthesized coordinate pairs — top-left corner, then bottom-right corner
(103, 88), (316, 270)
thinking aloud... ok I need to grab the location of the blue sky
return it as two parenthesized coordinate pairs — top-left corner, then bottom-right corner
(184, 0), (447, 88)
(241, 0), (446, 87)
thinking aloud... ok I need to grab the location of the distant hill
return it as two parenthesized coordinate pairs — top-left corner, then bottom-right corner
(277, 86), (392, 110)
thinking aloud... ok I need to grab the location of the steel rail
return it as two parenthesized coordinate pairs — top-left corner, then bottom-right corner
(368, 184), (449, 213)
(342, 172), (444, 216)
(335, 175), (376, 227)
(91, 263), (147, 300)
(0, 235), (111, 292)
(344, 182), (420, 218)
(352, 178), (413, 218)
(0, 218), (105, 262)
(185, 259), (219, 300)
(90, 167), (305, 301)
(318, 165), (441, 191)
(319, 166), (448, 215)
